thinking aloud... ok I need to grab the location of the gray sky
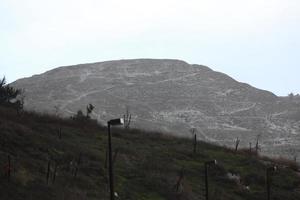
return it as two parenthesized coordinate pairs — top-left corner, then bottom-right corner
(1, 0), (300, 96)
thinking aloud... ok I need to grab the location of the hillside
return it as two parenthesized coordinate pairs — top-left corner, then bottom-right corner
(0, 105), (300, 200)
(11, 59), (300, 160)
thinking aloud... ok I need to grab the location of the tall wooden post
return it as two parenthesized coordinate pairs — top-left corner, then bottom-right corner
(267, 169), (271, 200)
(108, 123), (114, 200)
(46, 161), (51, 185)
(8, 155), (11, 180)
(205, 164), (209, 200)
(266, 166), (277, 200)
(52, 162), (57, 184)
(193, 134), (197, 154)
(204, 160), (217, 200)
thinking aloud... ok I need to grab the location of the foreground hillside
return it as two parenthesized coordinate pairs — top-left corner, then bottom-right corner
(0, 105), (300, 200)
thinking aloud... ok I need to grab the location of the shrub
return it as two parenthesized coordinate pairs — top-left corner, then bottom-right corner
(0, 76), (24, 113)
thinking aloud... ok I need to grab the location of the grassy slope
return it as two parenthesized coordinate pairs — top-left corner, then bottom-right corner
(0, 105), (299, 200)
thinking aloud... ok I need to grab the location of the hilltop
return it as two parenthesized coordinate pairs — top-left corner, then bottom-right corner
(11, 59), (300, 159)
(0, 105), (299, 200)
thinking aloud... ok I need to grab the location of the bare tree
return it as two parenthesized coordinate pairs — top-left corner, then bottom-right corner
(17, 92), (25, 115)
(123, 106), (132, 129)
(235, 137), (240, 152)
(289, 92), (294, 101)
(174, 167), (185, 195)
(86, 103), (95, 119)
(0, 76), (23, 113)
(54, 105), (61, 117)
(255, 135), (261, 154)
(190, 128), (197, 154)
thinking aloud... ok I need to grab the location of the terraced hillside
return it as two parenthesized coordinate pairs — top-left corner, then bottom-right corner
(11, 59), (300, 159)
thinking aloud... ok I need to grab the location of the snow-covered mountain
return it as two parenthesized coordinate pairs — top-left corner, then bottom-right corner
(12, 59), (300, 159)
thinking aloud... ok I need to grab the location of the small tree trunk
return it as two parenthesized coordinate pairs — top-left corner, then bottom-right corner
(46, 161), (51, 185)
(8, 155), (11, 181)
(235, 137), (240, 152)
(255, 138), (260, 154)
(58, 127), (62, 139)
(112, 149), (119, 166)
(174, 168), (185, 193)
(193, 134), (197, 154)
(52, 163), (57, 184)
(74, 153), (82, 177)
(105, 149), (108, 169)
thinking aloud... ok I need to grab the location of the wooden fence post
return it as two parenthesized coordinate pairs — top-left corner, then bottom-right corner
(52, 162), (58, 184)
(235, 137), (240, 152)
(8, 155), (11, 181)
(46, 160), (51, 185)
(74, 153), (82, 177)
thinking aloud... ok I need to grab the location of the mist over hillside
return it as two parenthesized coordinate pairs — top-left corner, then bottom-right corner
(12, 59), (300, 159)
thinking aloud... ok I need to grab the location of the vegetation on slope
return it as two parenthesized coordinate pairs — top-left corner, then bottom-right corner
(0, 105), (300, 200)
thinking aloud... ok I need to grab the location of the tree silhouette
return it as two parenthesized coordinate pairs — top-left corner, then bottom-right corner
(0, 76), (23, 113)
(86, 103), (95, 119)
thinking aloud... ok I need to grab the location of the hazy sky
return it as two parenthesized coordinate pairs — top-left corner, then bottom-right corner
(1, 0), (300, 96)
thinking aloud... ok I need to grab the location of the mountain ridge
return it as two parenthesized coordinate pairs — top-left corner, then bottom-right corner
(11, 59), (300, 159)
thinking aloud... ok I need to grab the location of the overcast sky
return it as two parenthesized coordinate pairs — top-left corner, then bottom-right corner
(1, 0), (300, 96)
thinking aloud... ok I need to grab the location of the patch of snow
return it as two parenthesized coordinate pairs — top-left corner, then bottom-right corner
(215, 89), (235, 97)
(226, 103), (256, 115)
(144, 72), (201, 85)
(124, 72), (153, 78)
(79, 69), (92, 83)
(154, 109), (207, 124)
(221, 124), (250, 131)
(272, 111), (288, 117)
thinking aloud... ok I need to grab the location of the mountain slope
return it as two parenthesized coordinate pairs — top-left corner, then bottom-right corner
(12, 59), (300, 159)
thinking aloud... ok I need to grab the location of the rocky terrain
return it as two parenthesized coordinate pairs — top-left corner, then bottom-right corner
(12, 59), (300, 159)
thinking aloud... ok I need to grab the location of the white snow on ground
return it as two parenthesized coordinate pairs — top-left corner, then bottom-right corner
(60, 84), (116, 110)
(268, 137), (293, 146)
(197, 130), (220, 143)
(47, 90), (54, 100)
(221, 124), (250, 131)
(122, 67), (163, 78)
(79, 69), (92, 83)
(272, 111), (288, 117)
(155, 110), (207, 124)
(226, 103), (257, 115)
(265, 117), (299, 135)
(154, 110), (250, 131)
(144, 72), (201, 85)
(265, 118), (284, 132)
(215, 89), (235, 97)
(124, 72), (153, 78)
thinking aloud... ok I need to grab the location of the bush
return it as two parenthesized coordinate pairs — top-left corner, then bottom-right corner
(0, 76), (24, 113)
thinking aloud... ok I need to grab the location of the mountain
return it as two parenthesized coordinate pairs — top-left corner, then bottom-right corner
(12, 59), (300, 159)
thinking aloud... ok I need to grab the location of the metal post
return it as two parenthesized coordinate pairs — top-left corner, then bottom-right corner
(267, 169), (271, 200)
(205, 164), (209, 200)
(204, 160), (217, 200)
(8, 155), (11, 180)
(52, 162), (57, 184)
(193, 134), (197, 154)
(108, 122), (114, 200)
(59, 127), (62, 139)
(46, 161), (51, 185)
(266, 166), (277, 200)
